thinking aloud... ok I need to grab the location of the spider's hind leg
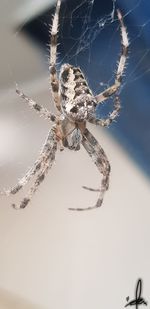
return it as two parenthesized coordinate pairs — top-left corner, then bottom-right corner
(69, 128), (110, 211)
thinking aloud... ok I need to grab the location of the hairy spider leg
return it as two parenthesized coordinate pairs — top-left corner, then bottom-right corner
(16, 84), (56, 122)
(69, 128), (110, 211)
(0, 128), (57, 204)
(49, 0), (61, 112)
(89, 10), (129, 126)
(95, 9), (129, 104)
(90, 95), (121, 127)
(12, 128), (57, 209)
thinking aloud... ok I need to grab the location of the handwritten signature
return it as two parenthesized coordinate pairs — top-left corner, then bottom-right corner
(125, 279), (147, 309)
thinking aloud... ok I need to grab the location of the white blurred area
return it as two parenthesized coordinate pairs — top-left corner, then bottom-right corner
(0, 1), (150, 308)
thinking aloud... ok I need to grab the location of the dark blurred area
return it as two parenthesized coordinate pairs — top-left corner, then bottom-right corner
(16, 0), (150, 177)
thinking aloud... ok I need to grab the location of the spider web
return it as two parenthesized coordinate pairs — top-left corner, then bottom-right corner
(58, 0), (150, 175)
(3, 0), (150, 102)
(5, 0), (150, 95)
(59, 0), (150, 88)
(1, 0), (150, 176)
(60, 0), (116, 64)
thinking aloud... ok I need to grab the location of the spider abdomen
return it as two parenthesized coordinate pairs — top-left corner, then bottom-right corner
(60, 64), (97, 121)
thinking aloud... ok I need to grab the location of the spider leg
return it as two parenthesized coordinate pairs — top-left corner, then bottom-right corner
(95, 9), (129, 104)
(16, 84), (56, 122)
(12, 128), (57, 209)
(88, 10), (129, 127)
(89, 95), (121, 127)
(49, 0), (61, 112)
(69, 128), (110, 211)
(1, 127), (57, 199)
(82, 186), (100, 192)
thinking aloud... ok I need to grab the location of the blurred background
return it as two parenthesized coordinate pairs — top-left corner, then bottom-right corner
(0, 0), (150, 308)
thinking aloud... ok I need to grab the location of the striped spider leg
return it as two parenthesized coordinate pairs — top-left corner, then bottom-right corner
(1, 125), (57, 209)
(89, 9), (129, 127)
(12, 127), (58, 209)
(69, 128), (110, 211)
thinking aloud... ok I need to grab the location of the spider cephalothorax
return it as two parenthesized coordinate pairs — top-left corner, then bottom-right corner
(1, 0), (129, 211)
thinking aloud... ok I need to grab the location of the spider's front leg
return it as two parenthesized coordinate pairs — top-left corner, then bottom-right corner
(49, 0), (61, 112)
(95, 9), (129, 104)
(89, 95), (121, 127)
(90, 9), (129, 127)
(69, 128), (110, 211)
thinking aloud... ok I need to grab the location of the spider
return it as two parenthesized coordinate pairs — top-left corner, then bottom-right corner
(1, 0), (129, 211)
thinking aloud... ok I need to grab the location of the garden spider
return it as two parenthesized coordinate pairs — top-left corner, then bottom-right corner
(1, 0), (129, 210)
